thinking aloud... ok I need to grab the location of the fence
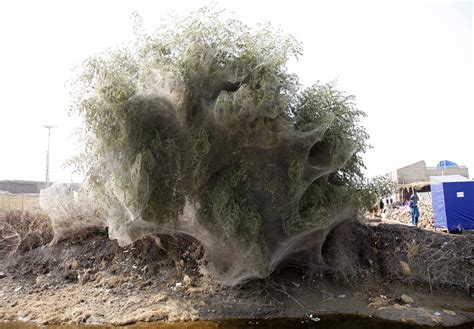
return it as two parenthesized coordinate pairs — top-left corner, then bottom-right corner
(0, 193), (40, 212)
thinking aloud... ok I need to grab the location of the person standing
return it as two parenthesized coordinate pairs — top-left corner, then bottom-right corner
(409, 195), (419, 226)
(379, 199), (385, 215)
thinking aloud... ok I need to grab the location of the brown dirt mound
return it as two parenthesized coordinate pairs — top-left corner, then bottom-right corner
(372, 223), (473, 293)
(0, 221), (473, 326)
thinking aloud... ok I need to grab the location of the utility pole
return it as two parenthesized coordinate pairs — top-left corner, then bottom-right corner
(44, 125), (56, 184)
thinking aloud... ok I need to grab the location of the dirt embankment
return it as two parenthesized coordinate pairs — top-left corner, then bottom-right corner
(0, 218), (473, 327)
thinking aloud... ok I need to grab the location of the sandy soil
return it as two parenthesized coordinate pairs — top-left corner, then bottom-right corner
(0, 229), (473, 327)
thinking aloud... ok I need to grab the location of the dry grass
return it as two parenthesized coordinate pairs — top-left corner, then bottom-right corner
(316, 220), (473, 293)
(0, 210), (53, 258)
(39, 183), (105, 243)
(373, 224), (473, 293)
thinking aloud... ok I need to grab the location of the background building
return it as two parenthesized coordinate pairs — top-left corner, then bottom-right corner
(390, 160), (469, 202)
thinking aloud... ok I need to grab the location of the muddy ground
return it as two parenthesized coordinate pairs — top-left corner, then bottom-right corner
(0, 222), (473, 327)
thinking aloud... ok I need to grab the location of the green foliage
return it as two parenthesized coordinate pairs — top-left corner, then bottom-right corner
(330, 175), (397, 211)
(293, 81), (370, 186)
(199, 159), (260, 244)
(290, 81), (375, 215)
(366, 175), (397, 202)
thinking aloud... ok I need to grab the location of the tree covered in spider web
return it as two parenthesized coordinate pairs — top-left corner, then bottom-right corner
(69, 7), (375, 285)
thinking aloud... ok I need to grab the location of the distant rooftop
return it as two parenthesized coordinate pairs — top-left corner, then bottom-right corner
(430, 175), (470, 183)
(0, 180), (50, 194)
(0, 180), (48, 184)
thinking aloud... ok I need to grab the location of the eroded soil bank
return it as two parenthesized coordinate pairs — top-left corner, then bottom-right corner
(0, 223), (473, 327)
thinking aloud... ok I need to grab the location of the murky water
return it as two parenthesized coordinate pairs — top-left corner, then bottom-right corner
(1, 316), (473, 329)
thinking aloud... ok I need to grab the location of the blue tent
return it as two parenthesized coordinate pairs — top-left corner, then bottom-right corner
(431, 176), (474, 231)
(437, 160), (458, 168)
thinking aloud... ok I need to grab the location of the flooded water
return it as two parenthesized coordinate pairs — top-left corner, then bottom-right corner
(1, 316), (473, 329)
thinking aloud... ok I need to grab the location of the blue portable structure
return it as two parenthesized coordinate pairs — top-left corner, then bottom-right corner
(437, 160), (458, 168)
(430, 175), (474, 231)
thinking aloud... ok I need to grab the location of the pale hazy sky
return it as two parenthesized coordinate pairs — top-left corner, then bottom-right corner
(0, 0), (472, 182)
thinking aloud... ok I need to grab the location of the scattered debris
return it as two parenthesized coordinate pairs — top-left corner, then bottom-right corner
(308, 314), (320, 322)
(431, 316), (443, 325)
(388, 201), (434, 229)
(399, 261), (411, 276)
(367, 296), (390, 309)
(393, 303), (406, 310)
(400, 294), (414, 304)
(443, 310), (456, 316)
(182, 274), (192, 288)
